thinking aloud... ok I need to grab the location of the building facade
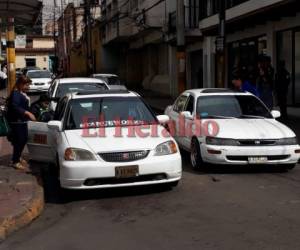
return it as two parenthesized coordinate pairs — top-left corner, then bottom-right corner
(198, 0), (300, 105)
(15, 35), (55, 71)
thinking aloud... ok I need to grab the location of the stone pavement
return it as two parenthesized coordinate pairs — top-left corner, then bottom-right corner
(0, 137), (44, 242)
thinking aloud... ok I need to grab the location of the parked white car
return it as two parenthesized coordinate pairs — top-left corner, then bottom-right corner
(165, 89), (300, 170)
(27, 90), (182, 189)
(48, 77), (109, 111)
(27, 70), (52, 92)
(90, 74), (127, 90)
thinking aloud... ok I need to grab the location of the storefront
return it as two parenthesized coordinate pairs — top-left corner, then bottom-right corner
(228, 36), (267, 84)
(277, 27), (300, 106)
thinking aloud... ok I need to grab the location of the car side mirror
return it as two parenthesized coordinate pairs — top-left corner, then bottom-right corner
(157, 115), (170, 124)
(181, 111), (193, 120)
(48, 120), (62, 131)
(271, 110), (281, 119)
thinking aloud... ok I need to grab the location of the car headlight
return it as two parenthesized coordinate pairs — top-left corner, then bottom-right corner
(206, 136), (238, 146)
(154, 141), (178, 156)
(276, 137), (298, 146)
(64, 148), (97, 161)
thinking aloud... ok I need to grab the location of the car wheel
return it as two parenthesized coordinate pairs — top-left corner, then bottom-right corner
(190, 138), (204, 170)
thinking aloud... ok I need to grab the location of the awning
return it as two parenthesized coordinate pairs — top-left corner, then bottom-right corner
(0, 0), (43, 26)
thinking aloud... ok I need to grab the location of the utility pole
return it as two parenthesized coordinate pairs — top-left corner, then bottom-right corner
(60, 0), (67, 75)
(6, 17), (16, 94)
(84, 0), (93, 75)
(176, 0), (186, 94)
(216, 0), (226, 88)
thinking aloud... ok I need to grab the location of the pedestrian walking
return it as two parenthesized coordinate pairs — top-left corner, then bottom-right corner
(275, 60), (291, 119)
(6, 76), (36, 170)
(257, 57), (274, 110)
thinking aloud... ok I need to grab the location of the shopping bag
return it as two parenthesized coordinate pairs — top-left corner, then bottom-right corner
(0, 114), (10, 137)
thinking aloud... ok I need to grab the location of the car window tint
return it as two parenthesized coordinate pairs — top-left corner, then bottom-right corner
(196, 95), (272, 118)
(55, 83), (107, 98)
(66, 97), (157, 130)
(27, 71), (51, 78)
(185, 95), (194, 113)
(173, 95), (188, 113)
(54, 97), (68, 120)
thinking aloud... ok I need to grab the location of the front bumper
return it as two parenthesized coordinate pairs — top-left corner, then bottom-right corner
(28, 85), (50, 92)
(201, 144), (300, 165)
(59, 153), (182, 189)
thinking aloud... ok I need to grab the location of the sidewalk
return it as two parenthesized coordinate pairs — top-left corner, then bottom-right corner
(0, 138), (44, 242)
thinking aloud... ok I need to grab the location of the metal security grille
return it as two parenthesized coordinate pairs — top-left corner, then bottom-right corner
(99, 150), (150, 162)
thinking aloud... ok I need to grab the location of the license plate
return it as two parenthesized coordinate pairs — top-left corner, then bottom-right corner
(248, 156), (268, 164)
(33, 134), (47, 144)
(115, 165), (139, 178)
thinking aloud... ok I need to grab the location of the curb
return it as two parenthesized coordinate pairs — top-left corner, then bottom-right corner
(0, 176), (44, 241)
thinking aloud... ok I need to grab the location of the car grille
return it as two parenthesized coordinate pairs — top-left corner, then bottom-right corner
(84, 173), (167, 186)
(238, 140), (277, 146)
(99, 150), (150, 162)
(34, 82), (45, 86)
(226, 155), (290, 161)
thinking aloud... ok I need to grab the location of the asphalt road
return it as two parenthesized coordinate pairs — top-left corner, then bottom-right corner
(1, 92), (300, 250)
(0, 153), (300, 250)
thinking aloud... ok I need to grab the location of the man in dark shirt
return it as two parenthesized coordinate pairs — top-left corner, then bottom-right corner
(275, 60), (291, 119)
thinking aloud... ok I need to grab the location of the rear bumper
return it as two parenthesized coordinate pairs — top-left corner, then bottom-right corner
(200, 144), (300, 165)
(59, 153), (182, 189)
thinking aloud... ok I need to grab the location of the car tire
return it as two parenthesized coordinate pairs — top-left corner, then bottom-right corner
(190, 138), (204, 170)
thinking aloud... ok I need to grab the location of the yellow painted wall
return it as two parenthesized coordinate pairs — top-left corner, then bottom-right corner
(33, 38), (55, 49)
(16, 53), (50, 70)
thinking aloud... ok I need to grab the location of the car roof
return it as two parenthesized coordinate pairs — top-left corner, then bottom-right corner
(183, 88), (253, 97)
(27, 69), (50, 73)
(69, 90), (139, 100)
(92, 74), (118, 77)
(56, 77), (107, 84)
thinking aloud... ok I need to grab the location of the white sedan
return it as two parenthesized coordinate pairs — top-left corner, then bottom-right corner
(27, 90), (182, 189)
(27, 70), (52, 92)
(48, 77), (109, 111)
(165, 88), (300, 170)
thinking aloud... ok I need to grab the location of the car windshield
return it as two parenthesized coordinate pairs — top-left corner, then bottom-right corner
(197, 95), (272, 119)
(27, 71), (51, 79)
(55, 83), (108, 98)
(95, 76), (121, 85)
(65, 97), (157, 130)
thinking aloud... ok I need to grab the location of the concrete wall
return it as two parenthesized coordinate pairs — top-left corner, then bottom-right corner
(16, 53), (51, 70)
(32, 38), (54, 48)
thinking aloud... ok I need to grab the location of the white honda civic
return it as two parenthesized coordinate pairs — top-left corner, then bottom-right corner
(27, 90), (182, 189)
(165, 89), (300, 170)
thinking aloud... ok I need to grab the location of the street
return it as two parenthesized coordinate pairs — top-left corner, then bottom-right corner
(1, 135), (300, 250)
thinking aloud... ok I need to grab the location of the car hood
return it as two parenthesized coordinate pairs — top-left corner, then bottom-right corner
(64, 125), (172, 153)
(31, 78), (52, 83)
(211, 119), (296, 139)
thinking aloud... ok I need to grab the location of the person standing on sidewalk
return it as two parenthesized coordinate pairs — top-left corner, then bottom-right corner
(275, 60), (291, 119)
(6, 76), (36, 170)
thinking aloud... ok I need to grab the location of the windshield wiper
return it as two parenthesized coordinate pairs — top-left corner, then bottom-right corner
(239, 115), (266, 119)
